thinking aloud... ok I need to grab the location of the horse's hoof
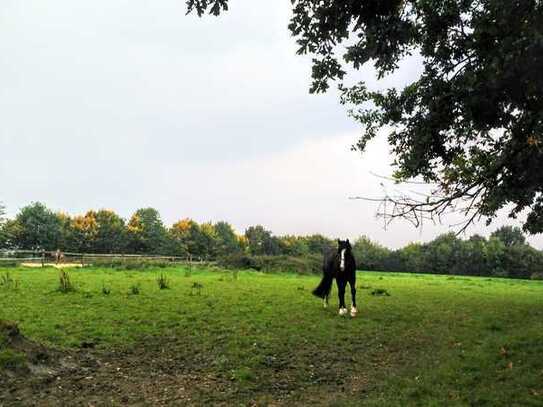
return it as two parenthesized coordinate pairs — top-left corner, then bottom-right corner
(350, 307), (358, 317)
(339, 308), (348, 316)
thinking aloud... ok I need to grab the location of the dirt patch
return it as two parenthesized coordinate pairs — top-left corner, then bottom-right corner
(0, 324), (372, 406)
(0, 325), (233, 406)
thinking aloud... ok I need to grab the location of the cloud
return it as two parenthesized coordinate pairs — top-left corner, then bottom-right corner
(1, 0), (541, 250)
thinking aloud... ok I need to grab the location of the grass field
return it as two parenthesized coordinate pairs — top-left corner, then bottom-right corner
(1, 266), (543, 406)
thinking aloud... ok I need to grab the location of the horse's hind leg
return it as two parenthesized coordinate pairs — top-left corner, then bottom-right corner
(337, 278), (347, 316)
(323, 294), (329, 308)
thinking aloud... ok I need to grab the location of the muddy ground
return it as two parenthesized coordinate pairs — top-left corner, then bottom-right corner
(0, 322), (366, 406)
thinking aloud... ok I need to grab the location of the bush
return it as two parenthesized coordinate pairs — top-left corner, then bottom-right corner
(217, 254), (322, 274)
(88, 258), (174, 270)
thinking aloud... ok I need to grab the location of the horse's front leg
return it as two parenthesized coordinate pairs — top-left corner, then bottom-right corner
(349, 278), (357, 317)
(337, 279), (347, 316)
(323, 293), (329, 308)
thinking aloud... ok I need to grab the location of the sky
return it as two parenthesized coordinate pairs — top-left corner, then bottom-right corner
(1, 0), (542, 249)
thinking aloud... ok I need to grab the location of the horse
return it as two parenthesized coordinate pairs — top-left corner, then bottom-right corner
(312, 239), (357, 317)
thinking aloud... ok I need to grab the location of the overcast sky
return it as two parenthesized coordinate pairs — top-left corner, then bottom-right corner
(1, 0), (541, 249)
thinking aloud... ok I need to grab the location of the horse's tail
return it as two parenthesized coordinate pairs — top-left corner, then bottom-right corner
(312, 272), (334, 299)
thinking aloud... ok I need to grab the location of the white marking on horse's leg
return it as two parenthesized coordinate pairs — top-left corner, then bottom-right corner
(350, 306), (358, 317)
(323, 298), (328, 308)
(339, 308), (348, 316)
(340, 249), (346, 271)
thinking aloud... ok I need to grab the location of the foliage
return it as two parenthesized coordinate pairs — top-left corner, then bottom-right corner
(213, 221), (242, 257)
(245, 225), (280, 256)
(93, 210), (128, 253)
(218, 254), (322, 275)
(169, 218), (206, 258)
(357, 229), (543, 279)
(10, 202), (62, 250)
(0, 203), (6, 249)
(127, 208), (168, 254)
(490, 226), (527, 247)
(352, 235), (391, 271)
(302, 234), (335, 254)
(277, 235), (309, 256)
(187, 0), (543, 233)
(90, 258), (173, 270)
(2, 202), (542, 280)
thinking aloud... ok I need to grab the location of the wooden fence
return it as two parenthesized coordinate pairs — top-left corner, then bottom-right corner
(0, 250), (215, 267)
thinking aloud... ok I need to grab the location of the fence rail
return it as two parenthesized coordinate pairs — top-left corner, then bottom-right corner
(0, 250), (215, 267)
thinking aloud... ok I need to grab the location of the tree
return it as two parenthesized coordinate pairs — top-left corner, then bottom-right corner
(91, 210), (128, 253)
(69, 211), (99, 252)
(422, 233), (462, 275)
(11, 202), (62, 250)
(127, 208), (168, 254)
(244, 225), (280, 256)
(169, 218), (210, 258)
(214, 221), (242, 257)
(352, 236), (391, 271)
(303, 234), (335, 255)
(0, 202), (7, 249)
(490, 226), (526, 247)
(188, 1), (543, 233)
(277, 235), (309, 256)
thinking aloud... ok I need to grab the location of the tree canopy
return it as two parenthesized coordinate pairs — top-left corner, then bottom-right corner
(186, 0), (543, 233)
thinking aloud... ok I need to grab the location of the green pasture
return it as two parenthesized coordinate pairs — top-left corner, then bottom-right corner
(1, 266), (542, 405)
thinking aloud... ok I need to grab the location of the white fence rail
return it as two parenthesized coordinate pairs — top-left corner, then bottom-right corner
(0, 250), (215, 267)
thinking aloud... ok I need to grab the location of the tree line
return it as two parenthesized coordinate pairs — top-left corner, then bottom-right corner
(1, 202), (542, 280)
(0, 202), (333, 259)
(353, 229), (543, 280)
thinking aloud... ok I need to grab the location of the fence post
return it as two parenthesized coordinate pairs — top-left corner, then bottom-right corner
(41, 250), (45, 268)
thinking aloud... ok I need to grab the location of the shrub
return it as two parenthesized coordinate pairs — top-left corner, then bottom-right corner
(217, 254), (322, 275)
(0, 271), (18, 289)
(129, 284), (140, 295)
(531, 272), (543, 281)
(157, 273), (170, 290)
(102, 284), (111, 295)
(87, 258), (175, 270)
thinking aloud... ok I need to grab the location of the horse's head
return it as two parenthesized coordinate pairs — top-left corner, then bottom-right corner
(337, 239), (352, 254)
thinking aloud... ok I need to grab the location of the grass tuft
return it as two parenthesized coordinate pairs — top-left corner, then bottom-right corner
(102, 284), (111, 295)
(157, 273), (170, 290)
(129, 284), (140, 295)
(58, 270), (75, 293)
